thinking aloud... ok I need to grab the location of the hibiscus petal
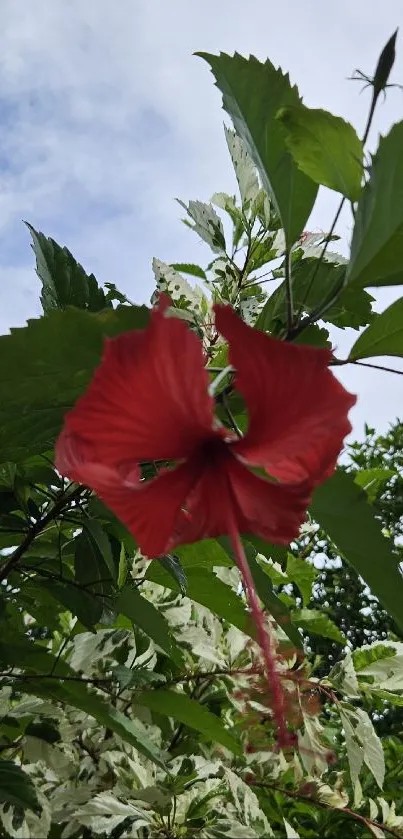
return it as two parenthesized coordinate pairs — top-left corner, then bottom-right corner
(61, 295), (215, 465)
(170, 447), (311, 548)
(214, 304), (356, 485)
(55, 429), (140, 492)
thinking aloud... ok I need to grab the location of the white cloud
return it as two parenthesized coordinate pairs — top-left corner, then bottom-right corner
(0, 0), (402, 435)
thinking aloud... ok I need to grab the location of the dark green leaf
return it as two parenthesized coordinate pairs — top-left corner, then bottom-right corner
(292, 325), (331, 348)
(257, 258), (373, 331)
(0, 305), (149, 463)
(113, 666), (165, 691)
(158, 555), (188, 595)
(39, 579), (103, 629)
(198, 52), (318, 245)
(27, 224), (111, 314)
(116, 587), (183, 666)
(347, 122), (403, 287)
(138, 689), (241, 755)
(311, 471), (403, 634)
(349, 297), (403, 359)
(278, 106), (363, 200)
(286, 554), (316, 606)
(25, 720), (60, 743)
(292, 609), (345, 643)
(0, 761), (40, 814)
(170, 263), (207, 280)
(19, 679), (166, 768)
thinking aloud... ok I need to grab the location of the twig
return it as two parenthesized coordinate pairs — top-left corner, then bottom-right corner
(332, 358), (403, 376)
(249, 780), (403, 839)
(0, 485), (83, 583)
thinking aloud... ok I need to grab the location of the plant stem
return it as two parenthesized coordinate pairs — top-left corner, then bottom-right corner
(249, 780), (402, 839)
(284, 250), (294, 333)
(332, 358), (403, 376)
(226, 513), (289, 748)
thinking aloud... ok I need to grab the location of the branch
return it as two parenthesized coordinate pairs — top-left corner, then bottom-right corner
(332, 358), (403, 376)
(0, 485), (83, 583)
(250, 780), (402, 839)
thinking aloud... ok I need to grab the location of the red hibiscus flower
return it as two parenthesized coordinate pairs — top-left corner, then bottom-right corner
(55, 295), (355, 747)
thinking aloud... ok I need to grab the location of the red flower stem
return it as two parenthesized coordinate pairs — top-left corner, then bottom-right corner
(226, 514), (288, 748)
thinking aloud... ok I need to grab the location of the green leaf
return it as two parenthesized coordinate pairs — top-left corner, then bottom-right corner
(158, 555), (188, 595)
(198, 52), (318, 246)
(19, 679), (166, 768)
(292, 608), (345, 644)
(292, 325), (331, 348)
(138, 689), (241, 755)
(349, 297), (403, 359)
(371, 689), (403, 707)
(354, 468), (395, 503)
(311, 471), (403, 635)
(116, 587), (183, 666)
(347, 122), (403, 287)
(257, 258), (373, 331)
(286, 554), (316, 606)
(278, 106), (363, 201)
(39, 579), (103, 629)
(82, 519), (116, 582)
(147, 560), (256, 638)
(112, 666), (165, 691)
(219, 538), (303, 650)
(75, 528), (113, 618)
(0, 761), (40, 814)
(0, 305), (149, 463)
(353, 643), (396, 674)
(27, 223), (111, 314)
(170, 263), (207, 280)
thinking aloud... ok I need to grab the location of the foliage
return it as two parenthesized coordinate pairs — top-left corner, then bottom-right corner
(0, 32), (402, 839)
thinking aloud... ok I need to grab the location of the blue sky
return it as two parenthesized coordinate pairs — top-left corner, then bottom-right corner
(0, 0), (402, 438)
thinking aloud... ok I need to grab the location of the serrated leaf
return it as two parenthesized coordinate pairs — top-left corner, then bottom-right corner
(292, 608), (345, 643)
(152, 258), (205, 313)
(224, 127), (260, 207)
(352, 643), (397, 673)
(349, 297), (403, 360)
(0, 761), (40, 814)
(347, 121), (403, 287)
(286, 554), (316, 606)
(355, 707), (385, 788)
(116, 587), (183, 666)
(292, 325), (331, 348)
(311, 470), (403, 635)
(138, 689), (241, 755)
(198, 52), (318, 246)
(176, 199), (226, 252)
(278, 106), (363, 200)
(27, 223), (111, 314)
(0, 305), (149, 463)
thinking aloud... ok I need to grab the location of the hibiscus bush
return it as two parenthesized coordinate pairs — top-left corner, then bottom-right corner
(0, 32), (403, 839)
